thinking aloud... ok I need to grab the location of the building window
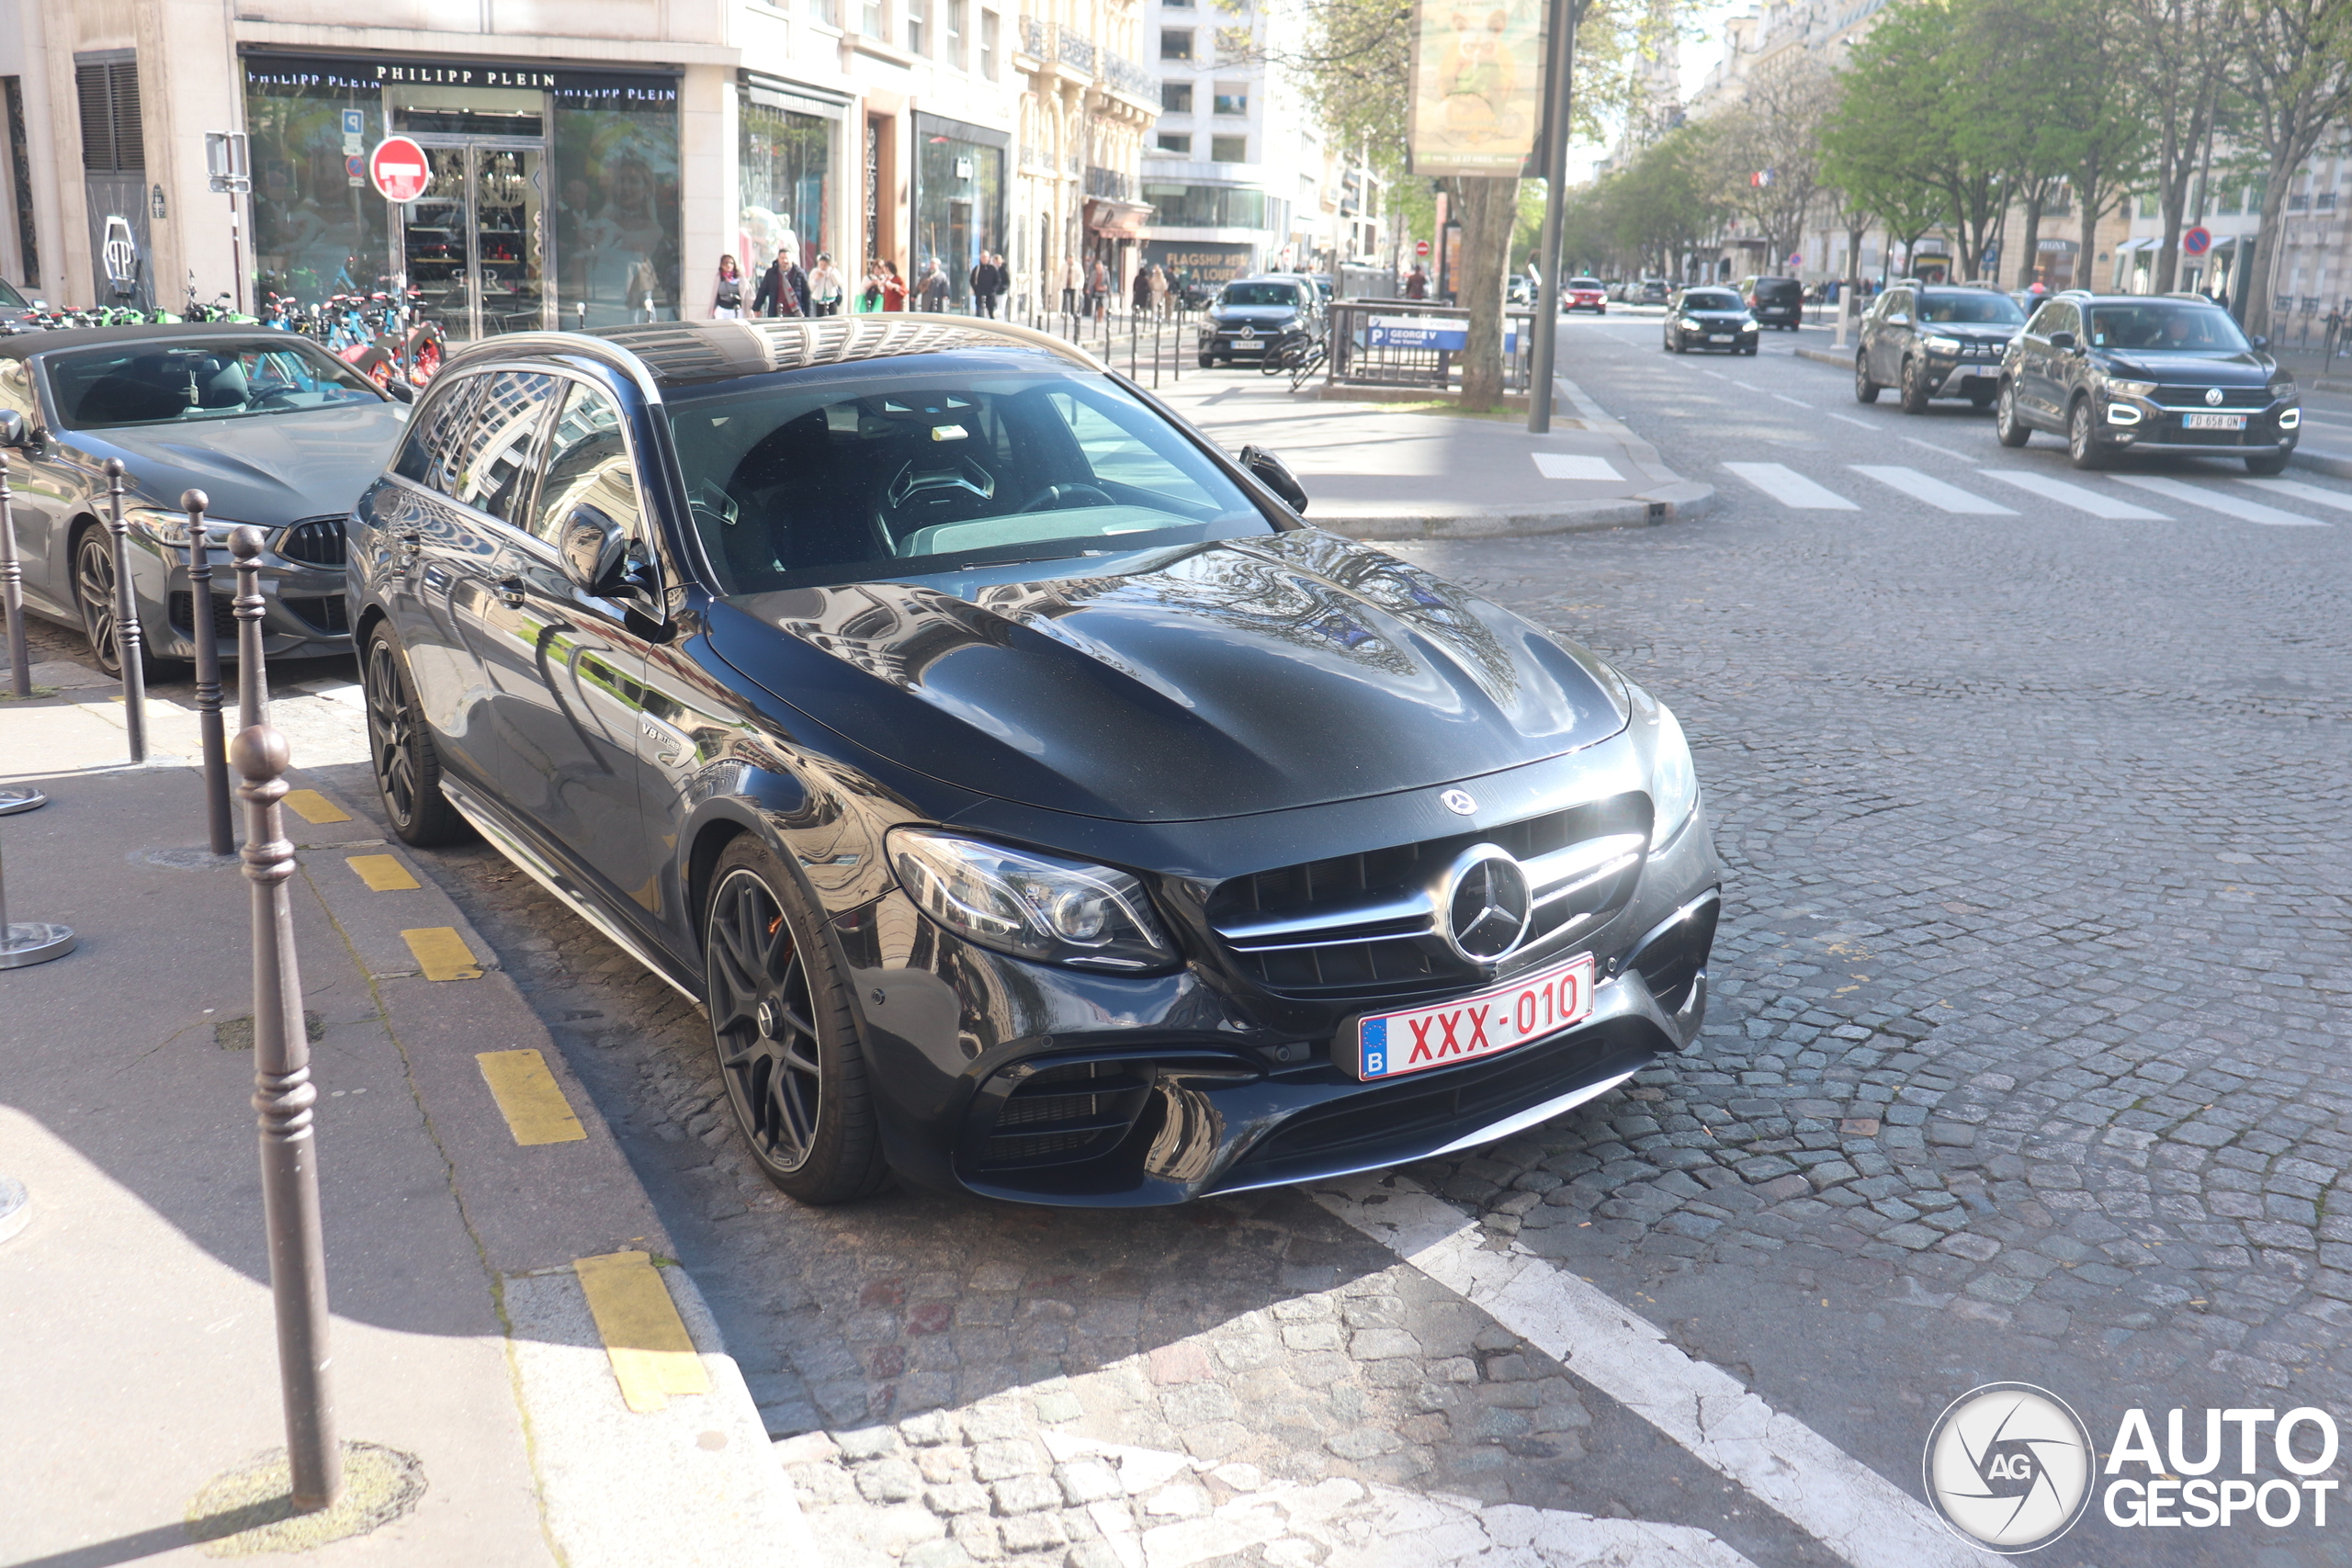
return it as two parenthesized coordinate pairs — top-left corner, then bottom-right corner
(980, 10), (999, 78)
(808, 0), (840, 27)
(907, 0), (927, 53)
(1162, 81), (1193, 113)
(741, 98), (834, 277)
(2220, 185), (2243, 216)
(1213, 83), (1247, 116)
(1156, 132), (1191, 155)
(1139, 182), (1268, 227)
(1210, 135), (1245, 164)
(1215, 27), (1251, 63)
(75, 59), (144, 172)
(2321, 190), (2339, 211)
(1160, 29), (1193, 61)
(864, 0), (887, 40)
(945, 0), (966, 66)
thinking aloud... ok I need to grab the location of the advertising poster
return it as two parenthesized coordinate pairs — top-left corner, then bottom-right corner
(1407, 0), (1546, 176)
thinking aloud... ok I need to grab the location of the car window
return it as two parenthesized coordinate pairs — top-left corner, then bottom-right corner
(530, 382), (646, 547)
(446, 371), (560, 525)
(666, 367), (1272, 594)
(2044, 303), (2081, 338)
(2084, 301), (2250, 352)
(43, 339), (383, 429)
(1682, 290), (1741, 310)
(1567, 277), (1603, 289)
(391, 373), (487, 492)
(1883, 290), (1913, 319)
(1917, 291), (2026, 325)
(0, 360), (36, 421)
(0, 277), (27, 308)
(1753, 279), (1802, 300)
(1221, 283), (1301, 308)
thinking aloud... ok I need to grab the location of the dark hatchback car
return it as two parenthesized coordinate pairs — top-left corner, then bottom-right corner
(1995, 293), (2300, 473)
(348, 316), (1721, 1207)
(0, 324), (408, 676)
(1854, 283), (2027, 413)
(1737, 276), (1804, 331)
(1662, 288), (1759, 354)
(1197, 276), (1319, 367)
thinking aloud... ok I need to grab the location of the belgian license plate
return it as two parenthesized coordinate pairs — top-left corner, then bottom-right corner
(1709, 333), (1734, 343)
(1353, 953), (1596, 1081)
(2184, 412), (2245, 430)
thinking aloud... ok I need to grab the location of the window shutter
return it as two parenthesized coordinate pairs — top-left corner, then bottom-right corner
(74, 61), (141, 173)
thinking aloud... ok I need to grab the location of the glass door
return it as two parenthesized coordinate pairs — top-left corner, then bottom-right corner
(398, 141), (549, 342)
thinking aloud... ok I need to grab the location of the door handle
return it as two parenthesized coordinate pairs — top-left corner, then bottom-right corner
(496, 576), (526, 608)
(398, 531), (421, 559)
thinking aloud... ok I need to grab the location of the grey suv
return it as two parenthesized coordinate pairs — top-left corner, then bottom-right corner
(1854, 284), (2027, 413)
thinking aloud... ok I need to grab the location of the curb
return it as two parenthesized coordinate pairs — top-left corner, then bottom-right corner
(2312, 376), (2352, 395)
(1316, 481), (1715, 541)
(2289, 446), (2352, 480)
(1794, 345), (1852, 369)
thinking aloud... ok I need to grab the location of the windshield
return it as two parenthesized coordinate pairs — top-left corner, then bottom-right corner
(1567, 278), (1603, 290)
(1919, 291), (2026, 324)
(670, 367), (1277, 594)
(45, 340), (383, 428)
(1682, 290), (1741, 311)
(1751, 279), (1802, 300)
(0, 278), (25, 309)
(1220, 283), (1300, 309)
(2085, 301), (2251, 353)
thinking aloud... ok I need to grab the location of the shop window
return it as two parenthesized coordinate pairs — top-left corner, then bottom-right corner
(552, 75), (684, 330)
(1162, 82), (1193, 114)
(1156, 132), (1191, 156)
(1210, 136), (1245, 164)
(741, 98), (834, 276)
(980, 11), (1000, 78)
(1160, 29), (1193, 61)
(243, 55), (390, 304)
(1213, 84), (1247, 116)
(907, 0), (928, 55)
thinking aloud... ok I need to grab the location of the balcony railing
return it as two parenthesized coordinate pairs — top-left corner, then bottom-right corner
(1019, 15), (1047, 57)
(1102, 51), (1157, 101)
(1085, 166), (1136, 201)
(1057, 29), (1096, 72)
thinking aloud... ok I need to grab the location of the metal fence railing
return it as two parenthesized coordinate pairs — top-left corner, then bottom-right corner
(1324, 302), (1538, 395)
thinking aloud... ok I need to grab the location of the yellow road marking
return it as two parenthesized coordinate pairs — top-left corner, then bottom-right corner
(574, 1250), (708, 1412)
(282, 789), (351, 824)
(345, 853), (420, 892)
(401, 926), (481, 981)
(475, 1048), (587, 1145)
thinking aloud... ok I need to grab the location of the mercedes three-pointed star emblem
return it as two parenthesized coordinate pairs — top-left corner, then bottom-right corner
(1440, 844), (1532, 964)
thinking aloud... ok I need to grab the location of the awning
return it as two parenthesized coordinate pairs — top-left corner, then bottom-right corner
(1084, 197), (1154, 240)
(2117, 237), (2156, 253)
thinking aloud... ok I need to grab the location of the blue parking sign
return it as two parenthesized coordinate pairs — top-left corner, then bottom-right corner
(342, 109), (365, 138)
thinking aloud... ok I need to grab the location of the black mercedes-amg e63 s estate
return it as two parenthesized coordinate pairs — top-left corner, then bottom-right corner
(347, 315), (1721, 1205)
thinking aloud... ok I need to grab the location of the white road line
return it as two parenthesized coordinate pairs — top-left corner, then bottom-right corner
(1314, 1175), (1987, 1568)
(1697, 368), (1731, 381)
(1724, 462), (1859, 510)
(1772, 393), (1814, 409)
(1977, 469), (2170, 519)
(1826, 412), (1874, 430)
(1849, 465), (2017, 514)
(2109, 473), (2330, 526)
(1897, 435), (1973, 461)
(1731, 379), (1766, 392)
(1532, 453), (1625, 481)
(2243, 475), (2352, 511)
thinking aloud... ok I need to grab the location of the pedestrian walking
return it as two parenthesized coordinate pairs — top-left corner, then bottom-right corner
(1405, 265), (1429, 300)
(1088, 258), (1111, 322)
(1059, 254), (1081, 317)
(969, 253), (1001, 317)
(1148, 263), (1170, 319)
(808, 253), (842, 317)
(987, 253), (1010, 317)
(712, 254), (745, 320)
(752, 251), (801, 317)
(880, 260), (907, 311)
(919, 259), (950, 311)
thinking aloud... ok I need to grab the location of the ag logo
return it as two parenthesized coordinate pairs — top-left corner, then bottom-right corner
(1923, 1382), (2094, 1552)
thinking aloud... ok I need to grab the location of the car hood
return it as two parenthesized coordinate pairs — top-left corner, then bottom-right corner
(705, 529), (1629, 823)
(1928, 324), (2018, 341)
(71, 404), (409, 525)
(2101, 350), (2277, 384)
(1681, 310), (1750, 321)
(1212, 307), (1302, 324)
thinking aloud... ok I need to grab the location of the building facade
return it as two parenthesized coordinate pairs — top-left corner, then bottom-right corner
(0, 0), (1149, 331)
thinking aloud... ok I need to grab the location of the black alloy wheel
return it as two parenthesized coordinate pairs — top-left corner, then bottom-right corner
(1899, 356), (1932, 414)
(2246, 447), (2292, 476)
(1854, 353), (1880, 404)
(2067, 396), (2107, 469)
(1995, 381), (2031, 446)
(72, 526), (126, 677)
(703, 837), (887, 1204)
(362, 626), (469, 846)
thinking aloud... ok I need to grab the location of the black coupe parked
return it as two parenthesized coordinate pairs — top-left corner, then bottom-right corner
(348, 317), (1721, 1206)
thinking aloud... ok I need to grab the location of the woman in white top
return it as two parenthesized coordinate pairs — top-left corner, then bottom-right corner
(808, 254), (843, 317)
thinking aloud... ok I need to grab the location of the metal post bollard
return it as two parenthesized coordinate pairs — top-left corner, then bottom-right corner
(0, 795), (76, 968)
(1, 453), (28, 702)
(103, 459), (147, 763)
(230, 526), (271, 733)
(182, 489), (234, 855)
(232, 723), (343, 1511)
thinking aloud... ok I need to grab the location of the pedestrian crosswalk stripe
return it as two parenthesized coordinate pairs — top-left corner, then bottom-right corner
(1532, 453), (1623, 480)
(2242, 476), (2352, 512)
(1724, 462), (1860, 510)
(1978, 469), (2170, 519)
(1849, 466), (2016, 514)
(2110, 474), (2329, 526)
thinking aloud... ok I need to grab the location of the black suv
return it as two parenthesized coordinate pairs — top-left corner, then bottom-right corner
(1737, 276), (1804, 330)
(1854, 283), (2026, 412)
(1662, 287), (1758, 354)
(1995, 293), (2300, 473)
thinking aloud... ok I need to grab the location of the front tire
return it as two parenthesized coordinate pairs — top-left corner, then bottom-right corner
(1996, 381), (2031, 446)
(704, 837), (888, 1204)
(362, 625), (469, 847)
(1196, 353), (1214, 368)
(2245, 448), (2291, 475)
(2067, 397), (2107, 469)
(72, 525), (127, 678)
(1899, 356), (1931, 414)
(1854, 354), (1880, 403)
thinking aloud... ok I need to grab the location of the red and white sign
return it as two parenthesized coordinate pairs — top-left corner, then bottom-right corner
(2181, 226), (2213, 257)
(1416, 240), (1431, 257)
(369, 137), (432, 203)
(1351, 952), (1595, 1081)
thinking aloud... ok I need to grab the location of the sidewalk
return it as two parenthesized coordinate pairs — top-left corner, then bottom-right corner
(1152, 371), (1714, 540)
(0, 664), (811, 1565)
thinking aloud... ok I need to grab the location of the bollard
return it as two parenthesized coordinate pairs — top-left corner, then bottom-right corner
(232, 723), (343, 1511)
(182, 489), (234, 855)
(0, 802), (76, 968)
(1, 452), (28, 702)
(230, 526), (271, 733)
(103, 459), (147, 763)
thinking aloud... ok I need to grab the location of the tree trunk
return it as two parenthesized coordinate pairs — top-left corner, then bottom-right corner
(2245, 172), (2293, 337)
(2077, 187), (2104, 298)
(2154, 186), (2187, 293)
(1456, 175), (1521, 409)
(2017, 197), (2045, 290)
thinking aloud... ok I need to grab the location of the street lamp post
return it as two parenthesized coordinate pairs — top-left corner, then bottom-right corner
(1526, 0), (1587, 434)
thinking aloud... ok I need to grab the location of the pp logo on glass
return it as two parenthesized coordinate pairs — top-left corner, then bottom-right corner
(1923, 1382), (2096, 1553)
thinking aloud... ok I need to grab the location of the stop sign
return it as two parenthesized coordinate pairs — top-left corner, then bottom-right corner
(369, 137), (431, 203)
(1416, 240), (1430, 257)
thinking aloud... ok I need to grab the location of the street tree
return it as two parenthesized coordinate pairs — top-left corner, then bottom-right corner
(2127, 0), (2235, 291)
(2230, 0), (2352, 334)
(2045, 0), (2154, 296)
(1706, 55), (1838, 271)
(1603, 122), (1725, 277)
(1820, 34), (1953, 282)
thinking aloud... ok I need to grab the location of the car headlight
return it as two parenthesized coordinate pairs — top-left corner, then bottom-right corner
(2109, 378), (2158, 398)
(1649, 704), (1701, 845)
(888, 829), (1178, 972)
(1678, 317), (1702, 332)
(1922, 334), (1963, 355)
(1739, 321), (1758, 332)
(2273, 378), (2299, 398)
(126, 506), (257, 549)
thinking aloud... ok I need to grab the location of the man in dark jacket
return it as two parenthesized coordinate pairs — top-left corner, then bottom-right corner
(968, 255), (998, 316)
(753, 253), (812, 317)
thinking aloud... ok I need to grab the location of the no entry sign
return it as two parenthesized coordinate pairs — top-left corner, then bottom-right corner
(369, 137), (431, 203)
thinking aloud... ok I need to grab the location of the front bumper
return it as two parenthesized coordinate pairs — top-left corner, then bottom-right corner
(1200, 325), (1307, 359)
(2096, 394), (2299, 453)
(129, 536), (352, 661)
(1923, 355), (2005, 398)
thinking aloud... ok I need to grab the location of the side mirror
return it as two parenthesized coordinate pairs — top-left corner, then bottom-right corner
(2250, 334), (2269, 351)
(0, 410), (22, 447)
(1238, 444), (1309, 514)
(383, 378), (415, 405)
(2048, 330), (2076, 350)
(1885, 312), (1911, 327)
(559, 504), (649, 604)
